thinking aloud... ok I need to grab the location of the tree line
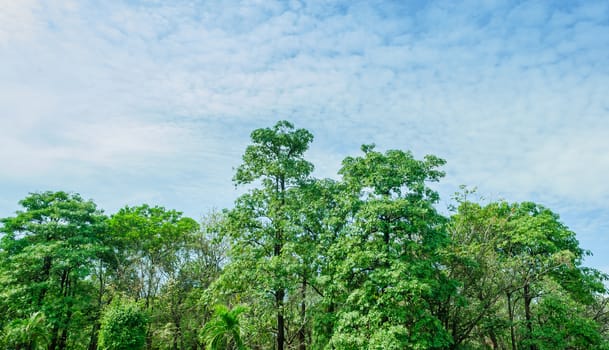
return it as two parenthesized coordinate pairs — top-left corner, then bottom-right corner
(1, 120), (608, 350)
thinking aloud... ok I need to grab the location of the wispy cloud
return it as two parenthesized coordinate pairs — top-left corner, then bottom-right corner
(0, 0), (42, 44)
(1, 0), (609, 267)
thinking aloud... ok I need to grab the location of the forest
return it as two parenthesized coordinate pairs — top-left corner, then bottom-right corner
(1, 120), (608, 350)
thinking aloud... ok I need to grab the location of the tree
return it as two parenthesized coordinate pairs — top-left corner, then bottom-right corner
(107, 205), (199, 349)
(326, 145), (452, 349)
(0, 191), (107, 350)
(153, 211), (228, 350)
(530, 285), (604, 350)
(487, 202), (577, 349)
(201, 305), (248, 350)
(442, 195), (516, 349)
(444, 196), (608, 349)
(290, 178), (351, 350)
(98, 299), (148, 350)
(3, 123), (609, 350)
(0, 312), (50, 350)
(217, 120), (314, 350)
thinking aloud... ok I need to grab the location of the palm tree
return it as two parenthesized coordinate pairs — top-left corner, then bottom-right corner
(1, 312), (50, 350)
(200, 305), (248, 350)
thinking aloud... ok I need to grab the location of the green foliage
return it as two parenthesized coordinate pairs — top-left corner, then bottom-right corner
(444, 193), (608, 349)
(234, 120), (314, 186)
(323, 145), (451, 349)
(1, 122), (608, 350)
(530, 292), (603, 349)
(216, 120), (315, 349)
(108, 205), (200, 285)
(200, 305), (248, 350)
(0, 191), (108, 349)
(0, 312), (50, 350)
(98, 299), (148, 350)
(108, 204), (200, 347)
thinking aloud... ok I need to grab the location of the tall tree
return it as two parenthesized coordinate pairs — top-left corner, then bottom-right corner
(0, 191), (107, 350)
(442, 195), (517, 349)
(218, 120), (314, 350)
(326, 145), (452, 349)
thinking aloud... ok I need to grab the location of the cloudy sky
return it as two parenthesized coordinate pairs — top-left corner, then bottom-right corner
(1, 0), (609, 271)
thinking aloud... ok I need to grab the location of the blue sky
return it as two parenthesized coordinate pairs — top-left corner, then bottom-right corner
(1, 0), (609, 271)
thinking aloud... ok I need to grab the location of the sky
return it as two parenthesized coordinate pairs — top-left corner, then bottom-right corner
(1, 0), (609, 271)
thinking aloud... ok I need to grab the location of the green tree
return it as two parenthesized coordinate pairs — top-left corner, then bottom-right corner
(445, 196), (608, 349)
(0, 312), (50, 350)
(154, 212), (228, 350)
(201, 305), (248, 350)
(530, 285), (604, 350)
(291, 178), (351, 350)
(107, 205), (199, 349)
(442, 195), (516, 349)
(217, 120), (314, 350)
(0, 191), (107, 350)
(326, 145), (451, 349)
(98, 299), (148, 350)
(499, 202), (592, 350)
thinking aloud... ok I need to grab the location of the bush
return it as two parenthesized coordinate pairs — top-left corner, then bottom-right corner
(98, 299), (148, 350)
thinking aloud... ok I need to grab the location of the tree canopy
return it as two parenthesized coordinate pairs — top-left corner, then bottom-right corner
(1, 121), (607, 350)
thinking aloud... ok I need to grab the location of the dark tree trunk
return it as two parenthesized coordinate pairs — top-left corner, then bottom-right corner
(88, 321), (100, 350)
(275, 234), (285, 350)
(49, 325), (60, 350)
(88, 263), (106, 350)
(275, 228), (285, 350)
(489, 330), (499, 350)
(49, 270), (70, 350)
(58, 317), (70, 350)
(275, 176), (286, 350)
(57, 274), (73, 350)
(298, 276), (307, 350)
(37, 256), (53, 306)
(277, 289), (285, 350)
(523, 283), (535, 350)
(507, 291), (517, 350)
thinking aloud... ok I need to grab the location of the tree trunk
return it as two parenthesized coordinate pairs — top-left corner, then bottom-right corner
(275, 176), (286, 350)
(57, 274), (73, 350)
(88, 261), (105, 350)
(299, 276), (307, 350)
(507, 291), (516, 350)
(58, 315), (70, 350)
(49, 270), (70, 350)
(49, 325), (60, 350)
(489, 330), (499, 350)
(523, 284), (535, 350)
(274, 232), (285, 350)
(37, 256), (53, 306)
(277, 289), (285, 350)
(87, 321), (100, 350)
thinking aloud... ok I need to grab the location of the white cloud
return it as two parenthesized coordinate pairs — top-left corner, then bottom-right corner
(0, 0), (41, 44)
(523, 130), (609, 203)
(2, 0), (609, 268)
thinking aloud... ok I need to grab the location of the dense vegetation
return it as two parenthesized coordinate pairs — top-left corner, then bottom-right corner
(1, 121), (608, 350)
